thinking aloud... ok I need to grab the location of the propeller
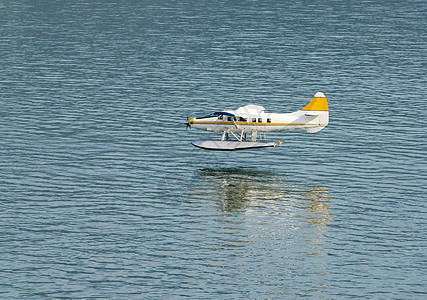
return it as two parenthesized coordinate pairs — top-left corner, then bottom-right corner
(185, 116), (191, 129)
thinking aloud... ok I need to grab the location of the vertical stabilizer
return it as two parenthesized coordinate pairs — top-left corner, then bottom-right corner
(300, 92), (329, 133)
(301, 92), (328, 111)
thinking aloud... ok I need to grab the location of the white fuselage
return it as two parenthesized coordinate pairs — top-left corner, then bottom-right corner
(189, 105), (329, 134)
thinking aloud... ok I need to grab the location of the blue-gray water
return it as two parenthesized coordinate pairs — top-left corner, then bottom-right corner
(1, 0), (426, 298)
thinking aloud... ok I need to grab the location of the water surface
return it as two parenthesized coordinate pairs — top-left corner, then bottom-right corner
(1, 0), (426, 298)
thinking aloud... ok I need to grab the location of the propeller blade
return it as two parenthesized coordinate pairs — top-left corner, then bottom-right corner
(185, 116), (191, 129)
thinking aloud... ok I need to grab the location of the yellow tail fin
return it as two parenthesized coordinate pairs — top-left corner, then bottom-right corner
(301, 92), (328, 111)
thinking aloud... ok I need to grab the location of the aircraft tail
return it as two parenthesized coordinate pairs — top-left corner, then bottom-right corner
(300, 92), (329, 133)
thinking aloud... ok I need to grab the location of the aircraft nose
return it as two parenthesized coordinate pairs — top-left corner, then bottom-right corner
(185, 118), (194, 129)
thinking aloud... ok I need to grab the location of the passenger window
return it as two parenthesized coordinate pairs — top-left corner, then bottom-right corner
(239, 117), (247, 122)
(252, 118), (256, 123)
(267, 118), (271, 123)
(258, 118), (262, 123)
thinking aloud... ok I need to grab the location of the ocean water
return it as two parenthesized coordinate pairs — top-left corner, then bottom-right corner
(1, 0), (426, 298)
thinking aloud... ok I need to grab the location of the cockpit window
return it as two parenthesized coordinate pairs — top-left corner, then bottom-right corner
(239, 117), (247, 122)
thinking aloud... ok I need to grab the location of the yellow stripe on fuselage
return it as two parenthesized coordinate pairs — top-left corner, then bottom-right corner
(192, 121), (324, 126)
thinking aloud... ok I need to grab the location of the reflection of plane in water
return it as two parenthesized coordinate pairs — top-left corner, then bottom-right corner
(303, 187), (333, 256)
(198, 167), (331, 213)
(194, 167), (332, 292)
(198, 167), (286, 211)
(195, 167), (332, 254)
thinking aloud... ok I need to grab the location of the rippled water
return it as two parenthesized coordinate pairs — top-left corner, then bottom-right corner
(1, 0), (426, 298)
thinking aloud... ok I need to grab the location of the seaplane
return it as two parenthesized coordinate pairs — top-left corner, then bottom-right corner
(186, 92), (329, 151)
